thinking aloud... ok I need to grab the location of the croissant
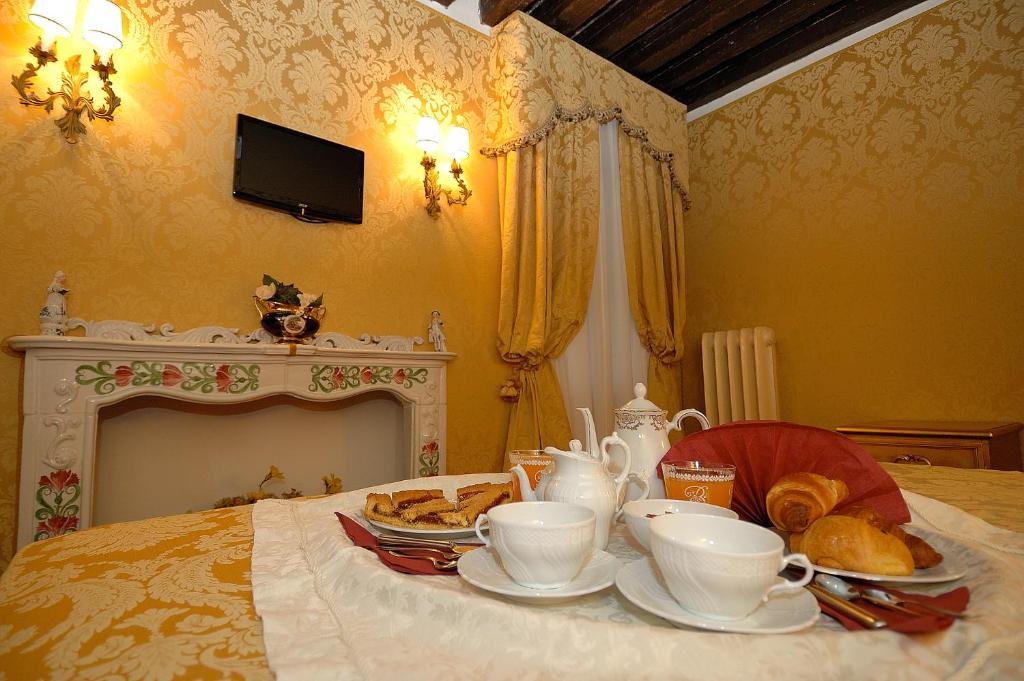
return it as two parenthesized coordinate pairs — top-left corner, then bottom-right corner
(766, 472), (849, 532)
(798, 515), (914, 576)
(840, 506), (943, 569)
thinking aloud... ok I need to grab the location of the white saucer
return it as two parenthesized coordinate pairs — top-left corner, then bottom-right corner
(458, 547), (620, 604)
(615, 558), (819, 634)
(364, 515), (483, 540)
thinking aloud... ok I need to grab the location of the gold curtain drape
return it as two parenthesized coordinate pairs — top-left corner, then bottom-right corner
(618, 128), (688, 417)
(485, 13), (691, 467)
(495, 122), (601, 465)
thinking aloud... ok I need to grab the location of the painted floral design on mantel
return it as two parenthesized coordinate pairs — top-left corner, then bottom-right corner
(308, 365), (429, 393)
(418, 441), (440, 477)
(75, 361), (260, 395)
(35, 469), (81, 541)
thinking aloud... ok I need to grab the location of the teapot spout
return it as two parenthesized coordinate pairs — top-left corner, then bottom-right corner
(509, 464), (538, 501)
(577, 408), (600, 461)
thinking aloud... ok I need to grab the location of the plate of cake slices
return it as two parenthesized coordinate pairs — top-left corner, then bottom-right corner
(362, 481), (513, 539)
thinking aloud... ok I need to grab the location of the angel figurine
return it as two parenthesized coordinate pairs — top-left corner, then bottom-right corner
(39, 271), (69, 336)
(428, 310), (447, 352)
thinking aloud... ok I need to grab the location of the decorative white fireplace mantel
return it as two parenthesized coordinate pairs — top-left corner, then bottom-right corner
(9, 335), (455, 549)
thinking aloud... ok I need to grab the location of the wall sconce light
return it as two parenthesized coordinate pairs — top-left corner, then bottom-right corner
(416, 115), (472, 218)
(12, 0), (125, 144)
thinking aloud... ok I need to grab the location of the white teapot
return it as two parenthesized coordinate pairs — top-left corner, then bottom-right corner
(510, 437), (647, 550)
(613, 383), (710, 500)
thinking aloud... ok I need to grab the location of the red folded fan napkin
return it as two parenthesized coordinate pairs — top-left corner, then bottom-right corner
(661, 421), (910, 526)
(819, 585), (970, 634)
(336, 513), (457, 576)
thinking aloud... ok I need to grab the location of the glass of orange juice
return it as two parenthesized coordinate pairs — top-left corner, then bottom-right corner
(661, 461), (736, 509)
(508, 450), (553, 501)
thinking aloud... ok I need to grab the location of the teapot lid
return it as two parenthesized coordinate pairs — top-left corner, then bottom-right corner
(543, 439), (598, 461)
(617, 383), (662, 412)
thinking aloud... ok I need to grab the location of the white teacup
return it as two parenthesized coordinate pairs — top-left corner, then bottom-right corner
(650, 514), (813, 620)
(622, 498), (739, 552)
(475, 502), (596, 589)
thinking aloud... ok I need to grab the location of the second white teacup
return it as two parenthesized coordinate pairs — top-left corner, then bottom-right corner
(475, 501), (596, 589)
(650, 514), (813, 621)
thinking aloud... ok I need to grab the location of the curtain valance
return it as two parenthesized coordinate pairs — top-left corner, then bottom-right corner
(481, 104), (690, 208)
(482, 12), (690, 200)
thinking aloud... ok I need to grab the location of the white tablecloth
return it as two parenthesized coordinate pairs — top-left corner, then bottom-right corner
(251, 474), (1024, 681)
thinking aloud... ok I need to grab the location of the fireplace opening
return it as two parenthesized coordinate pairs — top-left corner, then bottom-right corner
(93, 391), (406, 525)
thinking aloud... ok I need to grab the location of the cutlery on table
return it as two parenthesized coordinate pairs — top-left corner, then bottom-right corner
(377, 544), (463, 560)
(806, 584), (888, 629)
(815, 575), (968, 619)
(375, 534), (480, 553)
(862, 588), (970, 619)
(383, 550), (458, 571)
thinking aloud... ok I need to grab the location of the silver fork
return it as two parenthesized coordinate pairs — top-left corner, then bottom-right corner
(378, 544), (462, 560)
(376, 534), (480, 553)
(863, 588), (970, 619)
(384, 550), (458, 570)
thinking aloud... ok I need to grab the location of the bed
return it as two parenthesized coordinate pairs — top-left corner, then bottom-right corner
(0, 463), (1020, 679)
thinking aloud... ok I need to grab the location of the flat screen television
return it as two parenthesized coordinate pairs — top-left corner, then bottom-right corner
(232, 114), (364, 224)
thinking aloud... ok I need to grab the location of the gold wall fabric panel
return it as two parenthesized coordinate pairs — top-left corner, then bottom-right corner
(618, 130), (688, 418)
(684, 0), (1023, 438)
(0, 0), (506, 572)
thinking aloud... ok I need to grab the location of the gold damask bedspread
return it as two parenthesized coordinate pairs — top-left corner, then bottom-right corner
(0, 506), (270, 681)
(882, 463), (1024, 533)
(0, 466), (1020, 680)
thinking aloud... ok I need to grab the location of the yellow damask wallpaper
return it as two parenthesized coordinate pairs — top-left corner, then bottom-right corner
(0, 0), (505, 570)
(684, 0), (1023, 438)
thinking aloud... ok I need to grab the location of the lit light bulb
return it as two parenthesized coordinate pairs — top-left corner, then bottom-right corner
(83, 0), (124, 61)
(446, 126), (470, 162)
(416, 116), (440, 154)
(28, 0), (76, 51)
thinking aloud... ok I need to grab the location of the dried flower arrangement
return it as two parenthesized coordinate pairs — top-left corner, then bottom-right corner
(255, 274), (323, 309)
(213, 465), (343, 509)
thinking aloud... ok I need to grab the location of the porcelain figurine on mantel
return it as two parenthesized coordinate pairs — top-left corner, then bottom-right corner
(39, 271), (69, 336)
(428, 310), (447, 352)
(613, 383), (710, 500)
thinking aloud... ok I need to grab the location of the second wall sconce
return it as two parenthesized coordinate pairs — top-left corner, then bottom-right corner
(12, 0), (125, 144)
(415, 115), (472, 218)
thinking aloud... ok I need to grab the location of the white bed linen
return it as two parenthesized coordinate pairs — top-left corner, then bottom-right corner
(251, 474), (1024, 681)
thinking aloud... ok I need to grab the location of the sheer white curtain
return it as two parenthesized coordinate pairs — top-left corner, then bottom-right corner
(554, 120), (649, 444)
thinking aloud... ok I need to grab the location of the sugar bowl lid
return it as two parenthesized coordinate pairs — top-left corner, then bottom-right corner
(616, 383), (662, 413)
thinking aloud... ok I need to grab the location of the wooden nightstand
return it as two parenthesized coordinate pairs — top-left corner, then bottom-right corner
(836, 421), (1023, 471)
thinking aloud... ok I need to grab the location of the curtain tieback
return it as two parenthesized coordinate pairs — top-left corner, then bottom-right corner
(498, 361), (543, 402)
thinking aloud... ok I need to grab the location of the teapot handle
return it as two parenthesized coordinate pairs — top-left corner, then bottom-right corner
(600, 431), (632, 495)
(668, 408), (711, 433)
(614, 473), (650, 521)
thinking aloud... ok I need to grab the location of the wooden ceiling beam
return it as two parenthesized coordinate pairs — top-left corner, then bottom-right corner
(528, 0), (613, 36)
(608, 0), (775, 76)
(480, 0), (538, 26)
(572, 0), (693, 56)
(648, 0), (845, 93)
(673, 0), (924, 107)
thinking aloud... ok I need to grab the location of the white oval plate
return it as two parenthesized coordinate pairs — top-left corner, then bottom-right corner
(364, 515), (484, 540)
(458, 547), (620, 604)
(615, 558), (819, 634)
(808, 529), (968, 584)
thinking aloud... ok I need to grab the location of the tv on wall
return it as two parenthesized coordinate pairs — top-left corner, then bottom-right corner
(232, 114), (364, 224)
